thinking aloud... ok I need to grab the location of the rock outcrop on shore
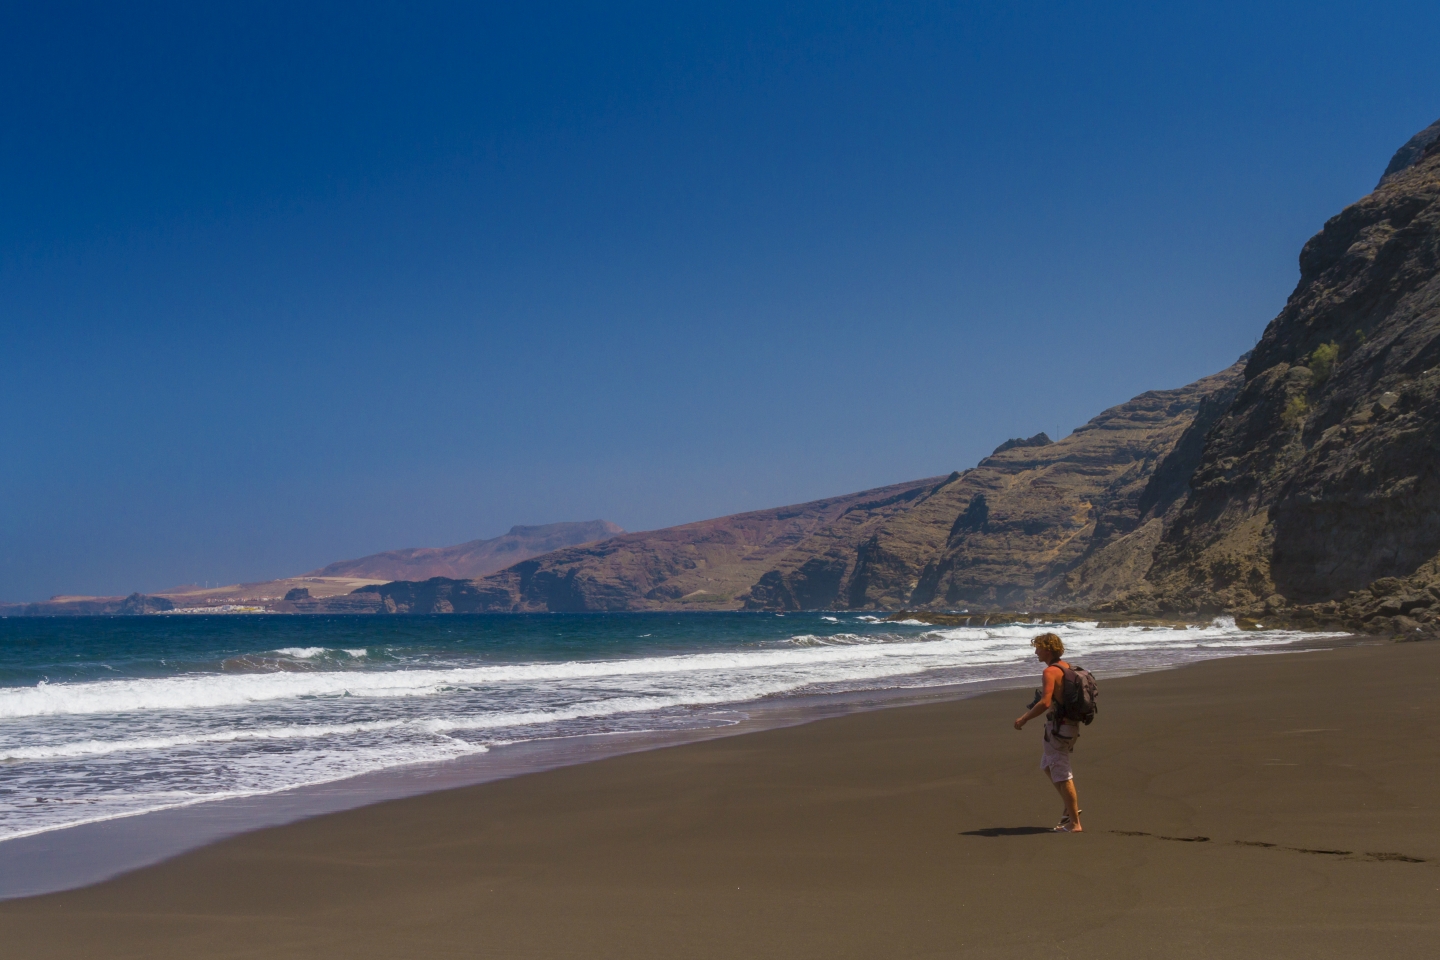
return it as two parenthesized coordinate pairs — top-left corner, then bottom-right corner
(0, 592), (175, 617)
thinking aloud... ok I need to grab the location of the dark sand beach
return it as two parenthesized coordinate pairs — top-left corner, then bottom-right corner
(2, 638), (1437, 959)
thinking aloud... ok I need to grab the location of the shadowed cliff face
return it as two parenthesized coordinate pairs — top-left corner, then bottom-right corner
(918, 364), (1245, 610)
(0, 593), (176, 616)
(1136, 121), (1440, 617)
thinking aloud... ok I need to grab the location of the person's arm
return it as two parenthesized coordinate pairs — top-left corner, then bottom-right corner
(1014, 666), (1061, 730)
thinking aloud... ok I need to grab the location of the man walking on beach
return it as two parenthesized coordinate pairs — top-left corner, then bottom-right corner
(1014, 632), (1083, 833)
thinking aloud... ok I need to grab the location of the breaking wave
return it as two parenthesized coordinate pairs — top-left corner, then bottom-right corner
(0, 612), (1339, 843)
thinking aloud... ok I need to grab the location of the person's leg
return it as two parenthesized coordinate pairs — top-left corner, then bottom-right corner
(1050, 777), (1082, 831)
(1044, 774), (1071, 828)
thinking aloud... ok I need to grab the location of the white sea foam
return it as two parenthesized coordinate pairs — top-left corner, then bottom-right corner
(0, 720), (420, 761)
(0, 618), (1314, 720)
(0, 686), (805, 763)
(0, 616), (1340, 845)
(2, 646), (916, 717)
(270, 646), (368, 660)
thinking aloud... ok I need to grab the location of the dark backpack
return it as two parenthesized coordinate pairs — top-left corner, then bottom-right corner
(1057, 664), (1099, 725)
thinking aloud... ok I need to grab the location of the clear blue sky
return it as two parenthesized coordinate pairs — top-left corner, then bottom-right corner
(4, 1), (1439, 601)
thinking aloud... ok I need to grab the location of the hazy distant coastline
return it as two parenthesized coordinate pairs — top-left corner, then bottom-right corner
(0, 521), (622, 616)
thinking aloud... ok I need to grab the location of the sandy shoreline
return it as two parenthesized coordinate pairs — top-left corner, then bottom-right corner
(0, 671), (1047, 900)
(2, 638), (1437, 958)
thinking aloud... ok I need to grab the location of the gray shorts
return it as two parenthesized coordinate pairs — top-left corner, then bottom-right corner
(1041, 722), (1079, 783)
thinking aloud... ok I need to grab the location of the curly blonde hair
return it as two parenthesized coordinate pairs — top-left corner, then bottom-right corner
(1031, 632), (1064, 657)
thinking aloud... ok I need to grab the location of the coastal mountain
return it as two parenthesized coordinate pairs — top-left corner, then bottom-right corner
(746, 363), (1243, 611)
(358, 479), (949, 613)
(1109, 117), (1440, 631)
(362, 360), (1242, 613)
(364, 117), (1440, 630)
(13, 119), (1440, 634)
(0, 579), (389, 617)
(307, 521), (624, 581)
(0, 522), (621, 615)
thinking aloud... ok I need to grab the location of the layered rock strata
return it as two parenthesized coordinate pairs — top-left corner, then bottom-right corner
(1117, 117), (1440, 635)
(748, 364), (1243, 611)
(359, 479), (949, 613)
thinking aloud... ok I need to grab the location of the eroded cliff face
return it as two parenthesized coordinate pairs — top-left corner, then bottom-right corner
(1128, 120), (1440, 628)
(738, 366), (1243, 611)
(366, 478), (947, 613)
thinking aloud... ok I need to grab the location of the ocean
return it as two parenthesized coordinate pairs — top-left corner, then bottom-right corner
(0, 612), (1335, 846)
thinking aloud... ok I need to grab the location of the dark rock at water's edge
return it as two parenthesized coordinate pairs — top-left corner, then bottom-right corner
(285, 592), (384, 614)
(352, 578), (512, 614)
(0, 593), (174, 616)
(115, 593), (175, 615)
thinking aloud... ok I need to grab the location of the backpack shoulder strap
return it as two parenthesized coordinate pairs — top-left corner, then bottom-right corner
(1054, 662), (1076, 725)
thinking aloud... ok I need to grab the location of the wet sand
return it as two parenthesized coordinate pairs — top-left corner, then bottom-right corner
(1, 639), (1437, 958)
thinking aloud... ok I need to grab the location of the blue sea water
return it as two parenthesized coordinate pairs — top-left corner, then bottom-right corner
(0, 612), (1334, 843)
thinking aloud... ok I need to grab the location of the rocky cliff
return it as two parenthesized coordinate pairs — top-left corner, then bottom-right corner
(0, 592), (175, 616)
(744, 364), (1243, 611)
(335, 119), (1440, 629)
(358, 479), (948, 613)
(361, 360), (1241, 613)
(1106, 117), (1440, 634)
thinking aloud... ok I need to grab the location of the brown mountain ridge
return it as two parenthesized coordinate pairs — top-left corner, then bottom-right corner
(0, 521), (622, 616)
(308, 521), (625, 582)
(362, 359), (1243, 614)
(13, 118), (1440, 636)
(363, 117), (1440, 634)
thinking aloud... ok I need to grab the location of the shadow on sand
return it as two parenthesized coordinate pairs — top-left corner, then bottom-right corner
(960, 826), (1053, 837)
